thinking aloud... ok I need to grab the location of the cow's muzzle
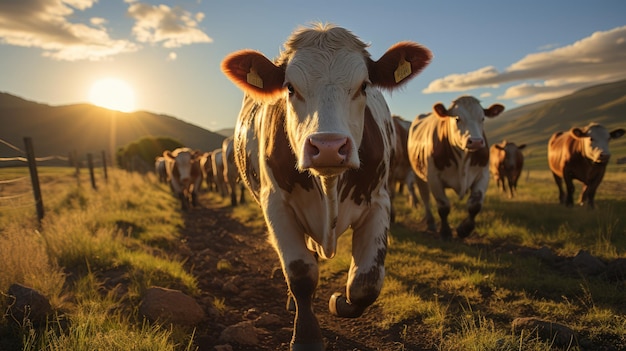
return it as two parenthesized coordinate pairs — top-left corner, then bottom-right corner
(465, 137), (485, 151)
(301, 133), (354, 172)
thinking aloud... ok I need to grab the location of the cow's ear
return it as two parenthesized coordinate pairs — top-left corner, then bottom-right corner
(484, 104), (505, 118)
(495, 144), (505, 150)
(610, 128), (626, 139)
(163, 150), (174, 159)
(368, 41), (432, 90)
(570, 128), (588, 139)
(433, 103), (449, 118)
(221, 50), (286, 101)
(518, 144), (527, 150)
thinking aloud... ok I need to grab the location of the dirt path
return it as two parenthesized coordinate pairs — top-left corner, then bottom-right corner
(177, 194), (433, 351)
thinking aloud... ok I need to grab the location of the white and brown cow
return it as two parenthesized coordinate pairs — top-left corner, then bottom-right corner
(163, 147), (203, 210)
(155, 156), (168, 183)
(222, 135), (246, 206)
(547, 123), (624, 208)
(210, 148), (228, 198)
(489, 140), (526, 198)
(200, 151), (216, 192)
(408, 96), (504, 239)
(389, 115), (419, 222)
(221, 23), (431, 350)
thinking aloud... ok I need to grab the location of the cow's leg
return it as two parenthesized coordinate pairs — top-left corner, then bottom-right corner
(230, 188), (237, 206)
(265, 209), (323, 351)
(552, 173), (566, 205)
(457, 190), (483, 238)
(239, 184), (246, 204)
(563, 174), (575, 207)
(428, 178), (452, 239)
(506, 175), (514, 198)
(415, 178), (436, 231)
(329, 206), (388, 319)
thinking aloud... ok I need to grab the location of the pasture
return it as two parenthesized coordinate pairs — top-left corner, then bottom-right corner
(0, 165), (625, 350)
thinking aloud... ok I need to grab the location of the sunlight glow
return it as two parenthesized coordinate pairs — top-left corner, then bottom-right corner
(88, 78), (136, 112)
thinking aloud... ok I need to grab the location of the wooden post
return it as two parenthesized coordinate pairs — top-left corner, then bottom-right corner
(101, 150), (108, 182)
(87, 153), (97, 190)
(24, 137), (44, 223)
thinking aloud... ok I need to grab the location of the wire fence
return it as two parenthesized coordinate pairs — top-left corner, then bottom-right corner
(0, 137), (109, 224)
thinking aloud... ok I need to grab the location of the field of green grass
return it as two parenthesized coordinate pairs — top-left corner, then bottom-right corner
(1, 164), (625, 350)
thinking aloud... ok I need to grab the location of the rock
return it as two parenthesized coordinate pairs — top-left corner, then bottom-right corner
(606, 258), (626, 281)
(512, 317), (577, 347)
(219, 320), (259, 345)
(139, 286), (205, 325)
(572, 250), (606, 275)
(7, 283), (52, 326)
(254, 312), (282, 327)
(535, 246), (558, 263)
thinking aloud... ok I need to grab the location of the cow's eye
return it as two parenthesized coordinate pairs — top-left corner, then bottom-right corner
(361, 82), (368, 93)
(286, 83), (295, 96)
(455, 116), (460, 124)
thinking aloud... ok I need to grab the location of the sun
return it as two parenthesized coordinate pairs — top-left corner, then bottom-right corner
(88, 78), (136, 113)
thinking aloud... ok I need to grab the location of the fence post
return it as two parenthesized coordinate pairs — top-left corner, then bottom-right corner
(24, 137), (44, 223)
(101, 150), (108, 182)
(87, 153), (97, 190)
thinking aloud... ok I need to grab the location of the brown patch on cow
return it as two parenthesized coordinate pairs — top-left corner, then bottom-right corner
(339, 107), (386, 205)
(264, 102), (315, 194)
(432, 119), (460, 170)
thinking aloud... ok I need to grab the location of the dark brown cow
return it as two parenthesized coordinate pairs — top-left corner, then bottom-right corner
(221, 23), (431, 350)
(489, 140), (526, 198)
(547, 123), (624, 208)
(163, 147), (203, 210)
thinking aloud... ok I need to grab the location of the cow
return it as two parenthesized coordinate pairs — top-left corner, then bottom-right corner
(163, 147), (203, 210)
(155, 156), (167, 183)
(210, 148), (228, 198)
(221, 23), (431, 351)
(200, 152), (217, 192)
(547, 123), (624, 208)
(222, 135), (246, 206)
(389, 115), (419, 222)
(407, 96), (504, 239)
(489, 140), (526, 198)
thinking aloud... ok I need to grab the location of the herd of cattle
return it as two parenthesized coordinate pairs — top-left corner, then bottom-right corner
(154, 135), (246, 211)
(155, 23), (623, 351)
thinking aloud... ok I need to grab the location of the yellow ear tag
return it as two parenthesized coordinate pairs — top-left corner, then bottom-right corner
(394, 58), (412, 83)
(246, 69), (263, 89)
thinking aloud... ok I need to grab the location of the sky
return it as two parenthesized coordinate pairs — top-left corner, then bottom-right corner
(1, 0), (626, 132)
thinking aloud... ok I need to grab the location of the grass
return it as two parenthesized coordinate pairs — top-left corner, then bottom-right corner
(0, 167), (198, 351)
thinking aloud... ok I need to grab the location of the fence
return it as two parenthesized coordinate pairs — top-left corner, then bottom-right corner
(0, 137), (108, 225)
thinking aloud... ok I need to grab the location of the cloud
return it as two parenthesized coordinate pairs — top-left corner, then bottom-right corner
(127, 2), (213, 48)
(423, 26), (626, 103)
(0, 0), (139, 61)
(167, 51), (177, 61)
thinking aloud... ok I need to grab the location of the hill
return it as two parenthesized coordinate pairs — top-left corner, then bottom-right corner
(485, 79), (626, 168)
(0, 93), (225, 165)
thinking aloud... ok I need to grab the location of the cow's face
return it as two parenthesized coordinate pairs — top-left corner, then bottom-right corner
(165, 149), (195, 185)
(435, 96), (504, 151)
(572, 125), (625, 163)
(221, 25), (432, 178)
(495, 143), (526, 170)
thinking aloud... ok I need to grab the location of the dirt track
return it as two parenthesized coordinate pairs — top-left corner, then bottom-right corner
(178, 194), (434, 351)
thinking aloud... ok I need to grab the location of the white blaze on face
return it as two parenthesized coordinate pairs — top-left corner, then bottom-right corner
(583, 125), (612, 163)
(175, 151), (193, 184)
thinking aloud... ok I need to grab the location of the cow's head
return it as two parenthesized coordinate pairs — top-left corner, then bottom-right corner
(570, 124), (625, 164)
(221, 23), (431, 177)
(164, 148), (200, 185)
(495, 142), (526, 170)
(434, 96), (504, 151)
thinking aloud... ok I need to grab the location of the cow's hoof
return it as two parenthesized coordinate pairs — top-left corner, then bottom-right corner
(329, 292), (364, 318)
(440, 226), (452, 240)
(456, 220), (474, 238)
(291, 341), (325, 351)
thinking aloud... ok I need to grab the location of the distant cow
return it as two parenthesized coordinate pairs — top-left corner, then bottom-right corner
(222, 135), (246, 206)
(489, 140), (526, 198)
(221, 23), (431, 350)
(155, 156), (167, 183)
(408, 96), (504, 239)
(547, 123), (624, 208)
(163, 148), (203, 210)
(389, 115), (419, 222)
(200, 152), (216, 192)
(210, 148), (228, 198)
